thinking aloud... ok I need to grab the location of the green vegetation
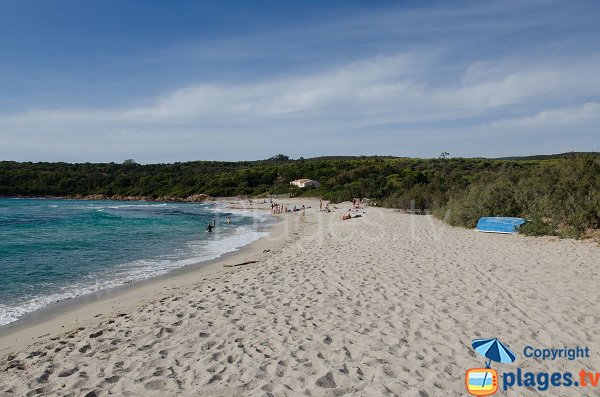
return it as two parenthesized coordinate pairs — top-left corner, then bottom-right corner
(436, 155), (600, 238)
(1, 153), (599, 238)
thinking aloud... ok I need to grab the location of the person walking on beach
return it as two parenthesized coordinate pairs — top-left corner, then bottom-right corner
(320, 199), (323, 211)
(302, 204), (305, 216)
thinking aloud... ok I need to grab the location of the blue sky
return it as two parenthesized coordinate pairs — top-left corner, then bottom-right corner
(1, 0), (599, 163)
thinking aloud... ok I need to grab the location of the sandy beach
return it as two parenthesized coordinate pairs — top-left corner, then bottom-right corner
(1, 198), (599, 396)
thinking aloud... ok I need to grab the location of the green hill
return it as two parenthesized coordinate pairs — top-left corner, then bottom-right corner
(1, 154), (598, 238)
(493, 151), (600, 161)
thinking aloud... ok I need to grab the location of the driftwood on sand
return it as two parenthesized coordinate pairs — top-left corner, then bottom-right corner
(223, 260), (258, 268)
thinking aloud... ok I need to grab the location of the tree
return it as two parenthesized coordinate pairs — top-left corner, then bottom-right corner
(122, 159), (139, 171)
(268, 154), (290, 162)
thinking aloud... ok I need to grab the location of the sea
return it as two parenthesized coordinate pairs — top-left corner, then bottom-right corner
(0, 198), (271, 326)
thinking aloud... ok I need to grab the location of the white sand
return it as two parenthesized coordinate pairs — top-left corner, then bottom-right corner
(1, 200), (600, 396)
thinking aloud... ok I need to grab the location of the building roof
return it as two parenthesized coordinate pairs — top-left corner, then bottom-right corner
(291, 178), (315, 183)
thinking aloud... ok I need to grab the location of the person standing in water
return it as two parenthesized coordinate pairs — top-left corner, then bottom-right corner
(227, 217), (232, 224)
(206, 223), (214, 233)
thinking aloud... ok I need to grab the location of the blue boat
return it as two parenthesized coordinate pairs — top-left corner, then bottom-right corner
(476, 217), (526, 234)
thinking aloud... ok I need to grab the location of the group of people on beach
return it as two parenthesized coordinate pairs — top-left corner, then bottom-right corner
(207, 197), (364, 231)
(271, 203), (285, 214)
(205, 196), (365, 232)
(352, 198), (366, 209)
(271, 203), (306, 216)
(342, 198), (366, 220)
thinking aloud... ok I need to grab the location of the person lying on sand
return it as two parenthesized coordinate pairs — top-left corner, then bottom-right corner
(342, 213), (363, 220)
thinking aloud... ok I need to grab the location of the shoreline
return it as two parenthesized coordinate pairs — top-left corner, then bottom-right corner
(0, 200), (306, 355)
(1, 201), (599, 395)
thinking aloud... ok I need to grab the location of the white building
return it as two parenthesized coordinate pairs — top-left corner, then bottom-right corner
(290, 178), (320, 188)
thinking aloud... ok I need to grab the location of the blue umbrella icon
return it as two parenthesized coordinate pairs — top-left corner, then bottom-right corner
(472, 338), (516, 388)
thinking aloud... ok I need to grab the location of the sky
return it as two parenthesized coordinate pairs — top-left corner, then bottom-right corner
(1, 0), (599, 163)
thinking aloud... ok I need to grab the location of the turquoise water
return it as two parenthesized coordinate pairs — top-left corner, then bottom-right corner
(0, 198), (269, 325)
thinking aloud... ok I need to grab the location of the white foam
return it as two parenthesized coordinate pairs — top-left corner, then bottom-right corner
(104, 203), (170, 209)
(85, 203), (170, 210)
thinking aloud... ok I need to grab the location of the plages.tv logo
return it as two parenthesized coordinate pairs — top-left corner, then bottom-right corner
(466, 338), (517, 396)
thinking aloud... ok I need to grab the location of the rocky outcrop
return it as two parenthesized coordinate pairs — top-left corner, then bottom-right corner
(185, 194), (214, 202)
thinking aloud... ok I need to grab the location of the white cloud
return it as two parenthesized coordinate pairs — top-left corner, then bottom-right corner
(490, 102), (600, 128)
(1, 53), (599, 162)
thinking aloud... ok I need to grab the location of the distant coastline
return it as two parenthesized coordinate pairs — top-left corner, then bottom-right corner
(2, 193), (215, 203)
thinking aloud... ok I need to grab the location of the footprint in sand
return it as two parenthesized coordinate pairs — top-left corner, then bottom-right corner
(315, 371), (336, 388)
